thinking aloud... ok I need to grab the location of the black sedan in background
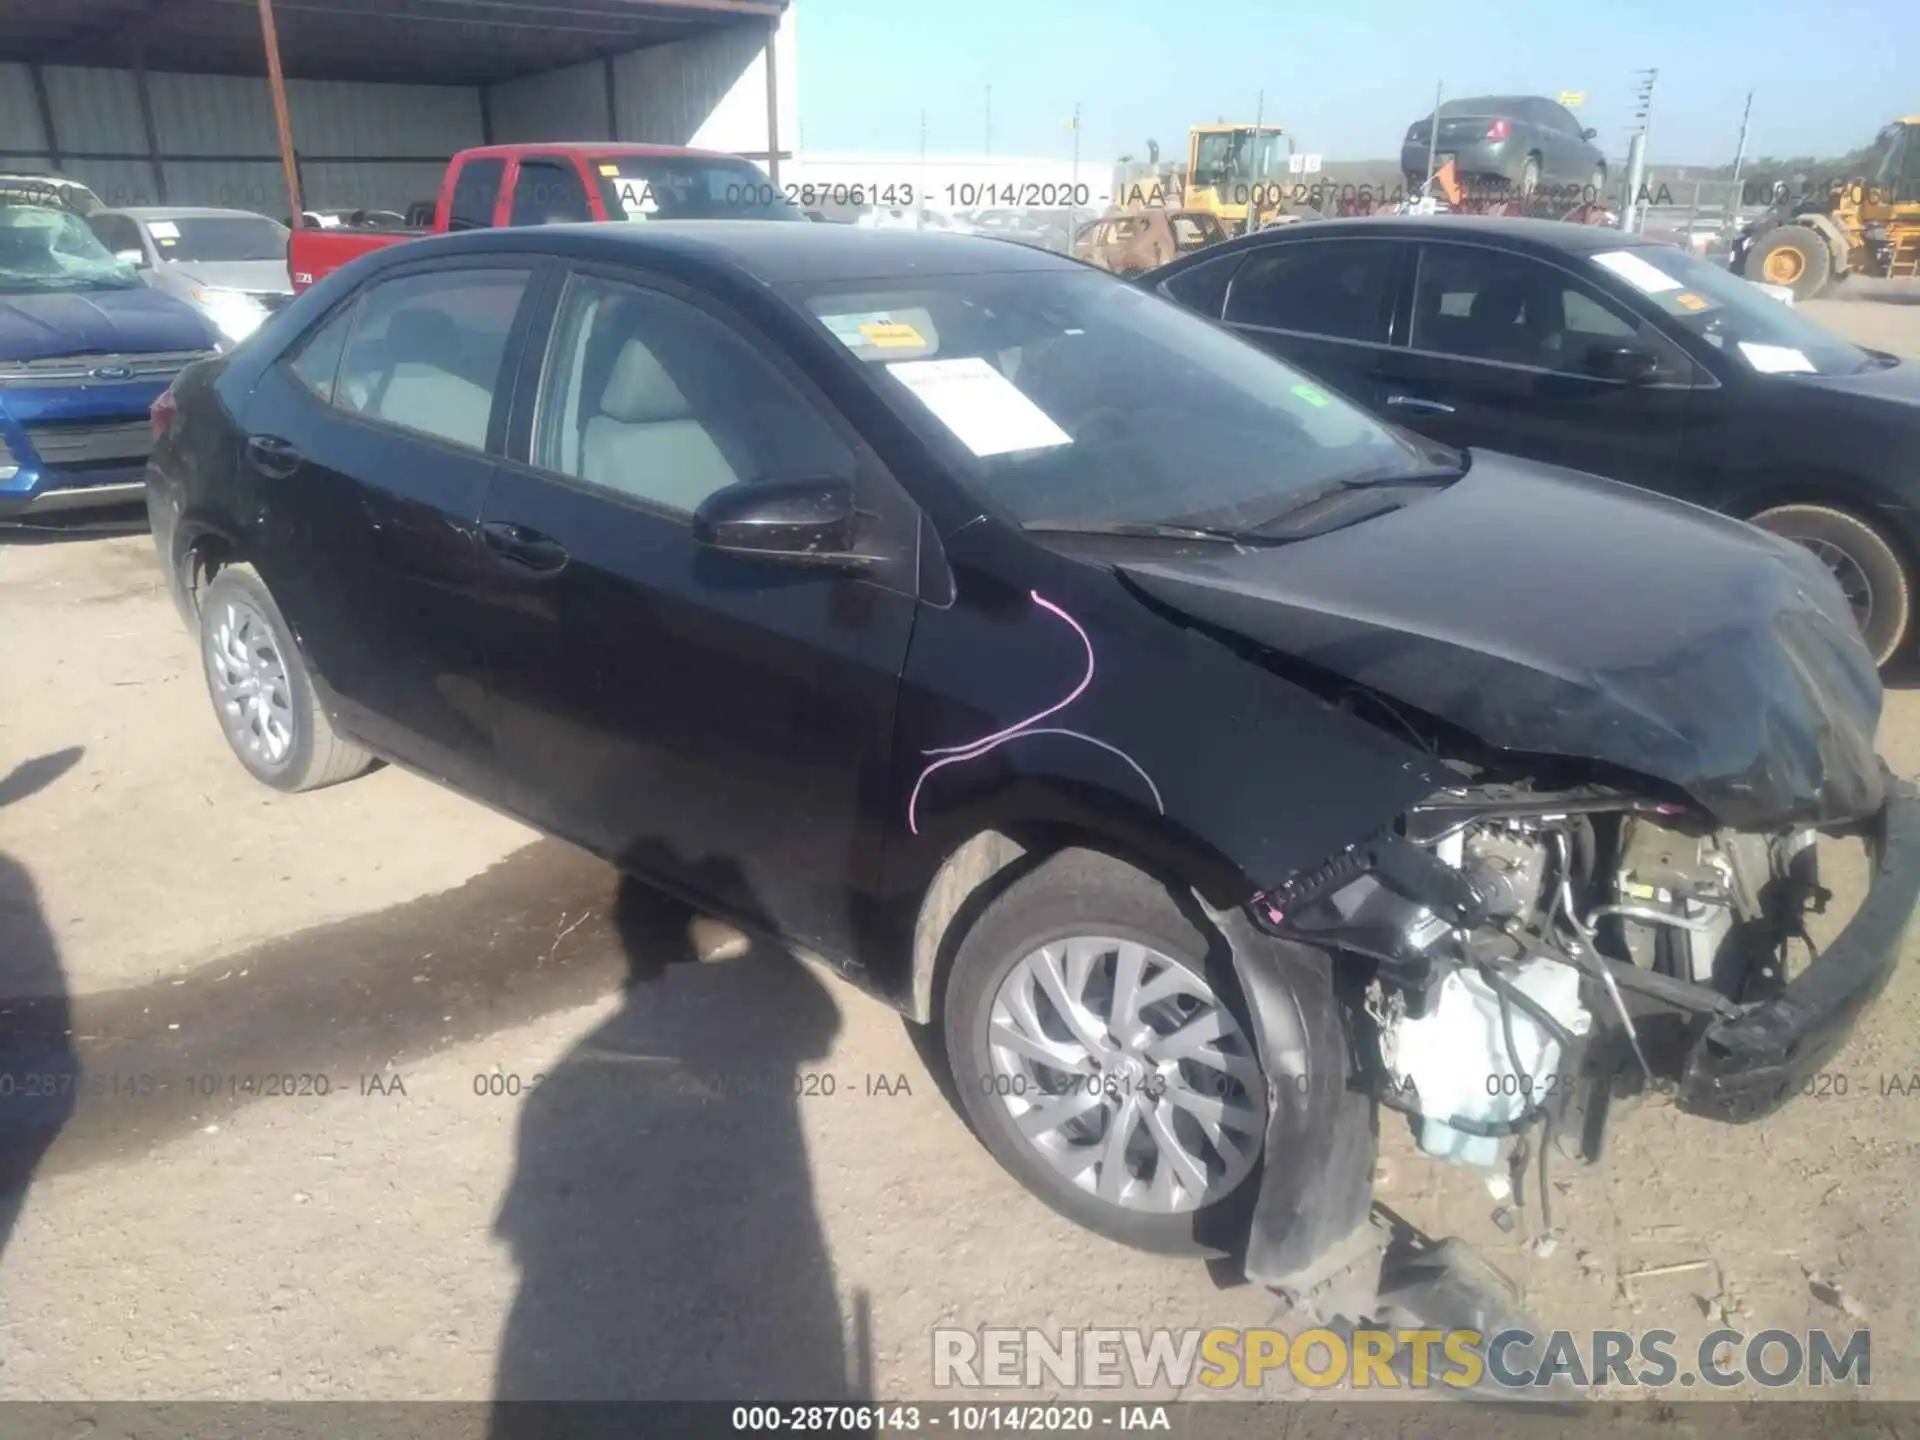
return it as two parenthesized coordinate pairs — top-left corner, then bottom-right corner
(1145, 216), (1920, 663)
(145, 222), (1908, 1301)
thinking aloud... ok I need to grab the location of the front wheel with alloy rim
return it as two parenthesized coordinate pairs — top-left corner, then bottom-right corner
(198, 563), (375, 792)
(1748, 503), (1912, 665)
(944, 848), (1270, 1254)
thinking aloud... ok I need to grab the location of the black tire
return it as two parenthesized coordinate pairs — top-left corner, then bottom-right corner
(197, 563), (374, 792)
(1748, 503), (1912, 665)
(1745, 225), (1832, 301)
(942, 848), (1266, 1255)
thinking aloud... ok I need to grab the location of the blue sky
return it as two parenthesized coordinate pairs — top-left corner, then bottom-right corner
(795, 0), (1913, 165)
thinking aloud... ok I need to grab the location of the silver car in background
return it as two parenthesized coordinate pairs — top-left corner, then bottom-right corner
(85, 206), (292, 347)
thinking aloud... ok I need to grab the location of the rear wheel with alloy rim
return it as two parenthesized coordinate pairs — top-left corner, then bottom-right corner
(198, 563), (374, 792)
(1748, 503), (1912, 665)
(944, 849), (1269, 1253)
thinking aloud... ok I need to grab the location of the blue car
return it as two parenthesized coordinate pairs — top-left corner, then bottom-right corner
(0, 200), (219, 521)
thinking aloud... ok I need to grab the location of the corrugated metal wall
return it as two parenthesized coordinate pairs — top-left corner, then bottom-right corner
(0, 7), (795, 215)
(488, 61), (611, 145)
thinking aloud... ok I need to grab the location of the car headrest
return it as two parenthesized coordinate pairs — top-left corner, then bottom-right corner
(0, 226), (54, 264)
(1469, 277), (1531, 329)
(597, 338), (693, 424)
(385, 307), (459, 365)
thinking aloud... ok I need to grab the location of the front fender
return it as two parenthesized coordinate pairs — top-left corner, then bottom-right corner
(884, 558), (1444, 907)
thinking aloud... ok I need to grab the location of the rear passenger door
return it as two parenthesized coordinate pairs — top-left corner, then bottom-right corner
(474, 265), (920, 960)
(1218, 236), (1408, 409)
(238, 258), (543, 797)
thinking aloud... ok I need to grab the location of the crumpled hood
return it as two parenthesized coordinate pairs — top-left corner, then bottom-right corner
(1120, 452), (1885, 830)
(0, 286), (218, 361)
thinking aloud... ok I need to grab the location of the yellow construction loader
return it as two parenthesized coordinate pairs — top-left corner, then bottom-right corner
(1183, 123), (1294, 233)
(1732, 117), (1920, 299)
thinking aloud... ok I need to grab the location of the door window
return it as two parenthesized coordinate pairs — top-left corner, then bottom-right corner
(531, 273), (855, 516)
(1223, 240), (1399, 342)
(446, 157), (506, 231)
(1157, 250), (1245, 319)
(330, 267), (531, 451)
(510, 159), (593, 227)
(1412, 244), (1662, 374)
(287, 301), (355, 400)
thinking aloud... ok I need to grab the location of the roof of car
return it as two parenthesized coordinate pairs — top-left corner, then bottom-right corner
(105, 205), (281, 221)
(425, 219), (1081, 284)
(1205, 214), (1663, 256)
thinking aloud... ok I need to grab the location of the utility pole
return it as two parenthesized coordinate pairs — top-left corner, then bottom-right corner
(1248, 88), (1265, 230)
(1621, 67), (1658, 230)
(1424, 80), (1442, 199)
(1068, 102), (1081, 245)
(984, 85), (992, 158)
(1728, 89), (1754, 219)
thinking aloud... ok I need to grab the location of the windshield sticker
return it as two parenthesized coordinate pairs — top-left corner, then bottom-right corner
(1591, 249), (1682, 295)
(597, 163), (620, 176)
(886, 357), (1073, 457)
(1672, 291), (1710, 312)
(859, 320), (927, 349)
(1737, 341), (1817, 374)
(1291, 382), (1332, 408)
(147, 220), (180, 240)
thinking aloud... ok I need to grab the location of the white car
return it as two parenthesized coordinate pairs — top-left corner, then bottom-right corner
(86, 206), (293, 346)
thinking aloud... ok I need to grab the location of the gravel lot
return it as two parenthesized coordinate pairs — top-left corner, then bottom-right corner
(2, 297), (1917, 1405)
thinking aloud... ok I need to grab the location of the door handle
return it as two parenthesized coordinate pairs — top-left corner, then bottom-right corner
(1384, 394), (1456, 415)
(245, 434), (303, 479)
(480, 520), (570, 575)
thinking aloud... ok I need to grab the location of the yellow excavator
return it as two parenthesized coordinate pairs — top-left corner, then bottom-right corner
(1732, 116), (1920, 299)
(1183, 123), (1294, 233)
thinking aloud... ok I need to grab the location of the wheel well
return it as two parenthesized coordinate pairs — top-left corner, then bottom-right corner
(906, 823), (1230, 1025)
(182, 532), (237, 615)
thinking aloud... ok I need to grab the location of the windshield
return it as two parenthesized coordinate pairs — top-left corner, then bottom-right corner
(593, 156), (803, 221)
(1588, 245), (1872, 377)
(1193, 130), (1289, 189)
(0, 202), (140, 294)
(1872, 124), (1907, 191)
(788, 268), (1434, 531)
(147, 214), (289, 262)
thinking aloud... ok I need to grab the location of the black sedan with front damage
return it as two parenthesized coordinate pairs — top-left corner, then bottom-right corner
(1145, 216), (1920, 666)
(146, 222), (1918, 1318)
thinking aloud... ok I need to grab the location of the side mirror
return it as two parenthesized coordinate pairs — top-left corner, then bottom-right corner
(1584, 345), (1661, 384)
(115, 248), (148, 267)
(692, 476), (872, 568)
(1581, 127), (1598, 141)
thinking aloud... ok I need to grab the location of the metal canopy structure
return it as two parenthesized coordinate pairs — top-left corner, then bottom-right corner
(0, 0), (783, 87)
(0, 0), (789, 219)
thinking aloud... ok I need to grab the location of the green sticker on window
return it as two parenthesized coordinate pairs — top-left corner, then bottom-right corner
(1291, 383), (1331, 408)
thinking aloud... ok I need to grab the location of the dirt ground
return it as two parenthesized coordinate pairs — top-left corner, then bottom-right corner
(2, 300), (1918, 1407)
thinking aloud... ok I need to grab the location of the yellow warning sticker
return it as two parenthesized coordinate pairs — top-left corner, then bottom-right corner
(859, 320), (927, 349)
(597, 163), (621, 176)
(1673, 291), (1709, 311)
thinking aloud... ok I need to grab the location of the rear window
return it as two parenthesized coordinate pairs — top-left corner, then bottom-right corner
(591, 157), (804, 222)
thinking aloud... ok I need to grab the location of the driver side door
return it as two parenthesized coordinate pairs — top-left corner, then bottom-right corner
(473, 265), (921, 959)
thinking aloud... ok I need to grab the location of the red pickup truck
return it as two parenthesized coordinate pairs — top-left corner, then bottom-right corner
(288, 142), (804, 292)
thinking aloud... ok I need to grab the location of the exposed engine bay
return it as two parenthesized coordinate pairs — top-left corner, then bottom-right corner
(1258, 782), (1831, 1238)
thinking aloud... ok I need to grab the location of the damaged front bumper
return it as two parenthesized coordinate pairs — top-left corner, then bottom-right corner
(1679, 780), (1920, 1123)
